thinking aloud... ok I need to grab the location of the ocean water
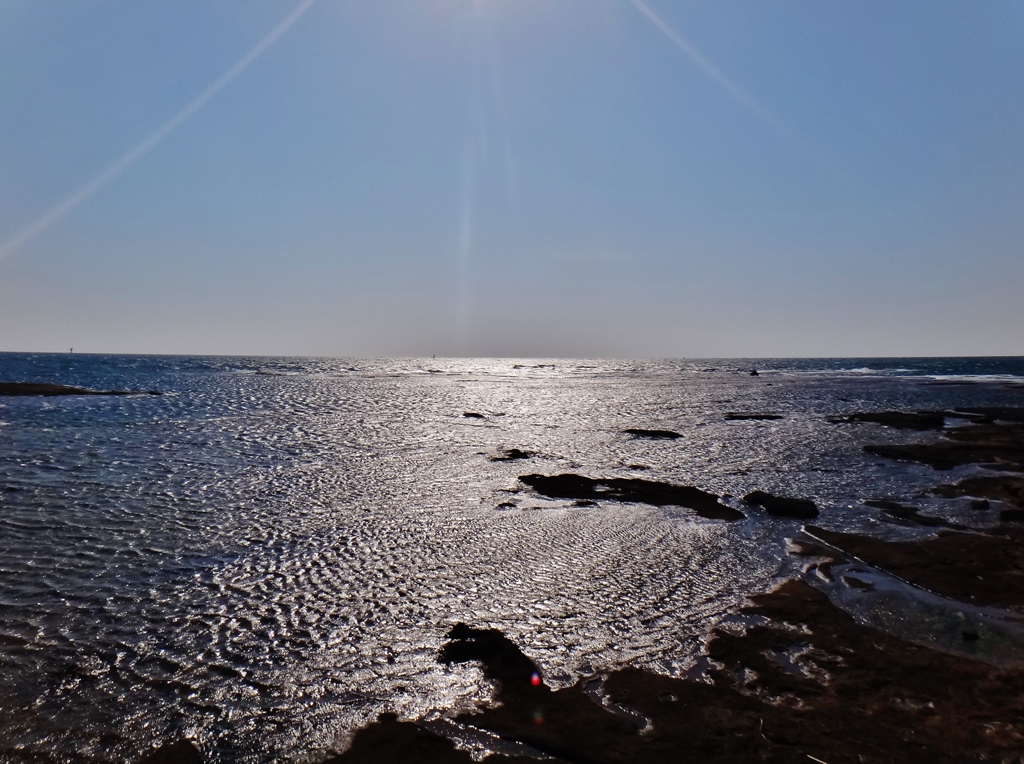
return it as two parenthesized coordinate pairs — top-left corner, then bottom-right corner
(1, 354), (1022, 762)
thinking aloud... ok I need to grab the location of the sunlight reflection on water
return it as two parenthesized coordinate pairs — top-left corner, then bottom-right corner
(1, 355), (1022, 761)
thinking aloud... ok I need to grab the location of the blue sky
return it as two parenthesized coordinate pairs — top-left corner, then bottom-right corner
(1, 0), (1022, 357)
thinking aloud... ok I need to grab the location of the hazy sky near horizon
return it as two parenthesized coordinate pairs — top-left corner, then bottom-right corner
(1, 0), (1023, 358)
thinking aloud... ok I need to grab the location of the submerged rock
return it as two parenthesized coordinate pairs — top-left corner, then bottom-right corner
(519, 473), (744, 521)
(829, 411), (948, 430)
(743, 490), (819, 519)
(462, 412), (486, 419)
(724, 413), (783, 421)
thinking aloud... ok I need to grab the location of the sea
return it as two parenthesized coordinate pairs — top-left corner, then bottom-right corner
(1, 354), (1023, 762)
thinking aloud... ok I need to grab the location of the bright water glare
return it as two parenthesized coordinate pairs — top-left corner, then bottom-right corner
(1, 355), (1022, 761)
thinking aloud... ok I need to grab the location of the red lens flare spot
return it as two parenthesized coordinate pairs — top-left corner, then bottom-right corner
(531, 672), (541, 687)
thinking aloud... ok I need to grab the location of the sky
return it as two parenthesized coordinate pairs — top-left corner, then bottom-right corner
(1, 0), (1022, 358)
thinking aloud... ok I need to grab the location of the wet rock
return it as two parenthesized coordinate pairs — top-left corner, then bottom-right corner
(843, 574), (875, 591)
(321, 713), (501, 764)
(463, 412), (486, 419)
(863, 499), (967, 531)
(743, 490), (819, 520)
(490, 448), (536, 462)
(863, 408), (1024, 471)
(337, 581), (1024, 763)
(970, 499), (990, 511)
(749, 369), (759, 376)
(933, 475), (1024, 509)
(724, 413), (783, 421)
(138, 739), (203, 764)
(520, 473), (744, 521)
(623, 428), (682, 439)
(956, 407), (1024, 424)
(806, 525), (1024, 609)
(0, 382), (159, 396)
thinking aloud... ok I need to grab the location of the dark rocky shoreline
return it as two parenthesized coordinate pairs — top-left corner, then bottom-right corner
(331, 576), (1024, 763)
(325, 406), (1024, 763)
(145, 406), (1024, 763)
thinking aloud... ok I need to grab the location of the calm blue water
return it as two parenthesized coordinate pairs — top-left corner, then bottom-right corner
(1, 354), (1022, 762)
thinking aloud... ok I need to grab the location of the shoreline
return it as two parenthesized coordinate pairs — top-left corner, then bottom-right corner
(320, 406), (1024, 763)
(5, 363), (1021, 762)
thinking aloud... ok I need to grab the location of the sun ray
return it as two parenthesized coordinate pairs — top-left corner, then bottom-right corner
(0, 0), (320, 262)
(625, 0), (782, 130)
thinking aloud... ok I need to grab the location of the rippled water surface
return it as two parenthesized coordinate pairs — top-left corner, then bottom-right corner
(1, 354), (1022, 762)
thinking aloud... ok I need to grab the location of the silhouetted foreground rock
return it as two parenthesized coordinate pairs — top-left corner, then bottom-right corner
(0, 382), (160, 396)
(519, 473), (744, 521)
(724, 413), (783, 421)
(622, 428), (681, 439)
(334, 580), (1024, 763)
(439, 624), (541, 691)
(807, 524), (1024, 609)
(743, 490), (819, 519)
(435, 623), (648, 763)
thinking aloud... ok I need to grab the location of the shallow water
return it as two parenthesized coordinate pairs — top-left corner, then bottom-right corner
(1, 354), (1022, 762)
